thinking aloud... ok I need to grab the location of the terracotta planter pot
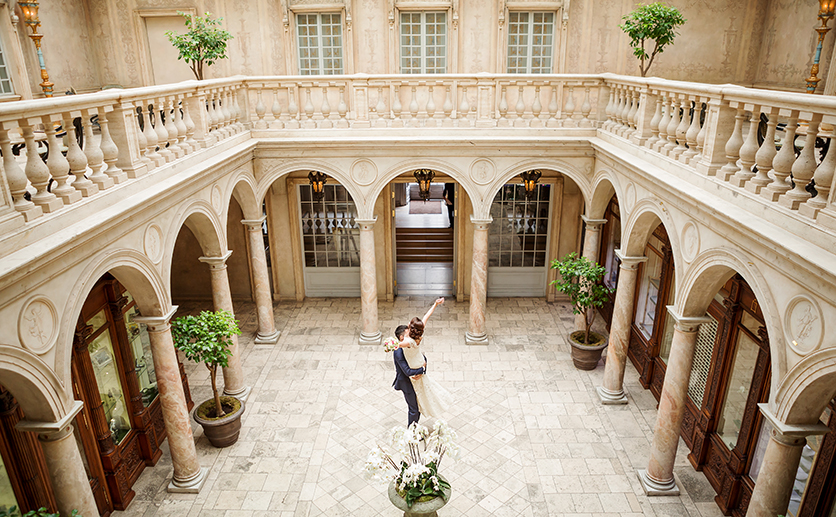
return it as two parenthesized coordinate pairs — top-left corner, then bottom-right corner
(568, 331), (607, 370)
(388, 480), (451, 517)
(194, 396), (245, 448)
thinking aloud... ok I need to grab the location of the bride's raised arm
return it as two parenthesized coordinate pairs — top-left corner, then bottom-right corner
(421, 297), (444, 325)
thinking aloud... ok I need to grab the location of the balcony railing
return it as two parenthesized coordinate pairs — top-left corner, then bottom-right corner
(1, 73), (835, 240)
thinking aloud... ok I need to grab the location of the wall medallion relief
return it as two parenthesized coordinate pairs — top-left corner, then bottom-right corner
(18, 296), (59, 354)
(470, 159), (495, 185)
(784, 295), (824, 356)
(351, 159), (377, 186)
(211, 185), (222, 213)
(144, 224), (164, 264)
(681, 221), (700, 263)
(624, 182), (636, 212)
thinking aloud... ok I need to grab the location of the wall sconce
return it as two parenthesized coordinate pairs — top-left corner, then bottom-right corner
(308, 171), (327, 201)
(413, 169), (436, 201)
(806, 0), (836, 93)
(18, 1), (53, 97)
(520, 169), (542, 200)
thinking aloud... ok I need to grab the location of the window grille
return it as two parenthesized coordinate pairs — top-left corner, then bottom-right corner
(300, 184), (359, 267)
(297, 13), (344, 75)
(688, 314), (719, 408)
(507, 12), (554, 74)
(0, 43), (14, 95)
(488, 184), (551, 267)
(400, 12), (447, 73)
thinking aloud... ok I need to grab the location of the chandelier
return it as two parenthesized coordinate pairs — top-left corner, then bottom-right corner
(520, 169), (542, 200)
(308, 171), (327, 201)
(413, 168), (435, 201)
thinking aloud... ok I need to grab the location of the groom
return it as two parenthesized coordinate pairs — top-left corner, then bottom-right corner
(392, 325), (426, 426)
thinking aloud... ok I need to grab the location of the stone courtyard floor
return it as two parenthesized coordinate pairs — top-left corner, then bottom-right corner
(115, 297), (724, 517)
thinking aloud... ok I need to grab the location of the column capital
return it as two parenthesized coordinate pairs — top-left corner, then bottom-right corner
(758, 403), (830, 446)
(615, 249), (647, 268)
(666, 306), (714, 333)
(241, 216), (266, 229)
(582, 215), (607, 227)
(16, 400), (83, 438)
(133, 305), (178, 331)
(356, 217), (377, 230)
(470, 215), (493, 229)
(199, 250), (233, 268)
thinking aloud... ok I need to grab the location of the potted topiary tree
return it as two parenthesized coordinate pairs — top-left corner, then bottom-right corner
(550, 253), (614, 370)
(619, 2), (686, 77)
(165, 11), (233, 81)
(170, 309), (244, 447)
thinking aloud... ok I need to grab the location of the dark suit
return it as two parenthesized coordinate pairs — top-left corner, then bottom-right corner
(393, 348), (426, 426)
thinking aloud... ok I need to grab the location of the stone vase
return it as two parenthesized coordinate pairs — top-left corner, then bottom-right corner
(568, 330), (607, 370)
(194, 396), (245, 448)
(388, 481), (451, 517)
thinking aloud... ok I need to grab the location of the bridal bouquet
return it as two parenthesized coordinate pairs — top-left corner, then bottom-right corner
(383, 337), (399, 352)
(362, 420), (459, 507)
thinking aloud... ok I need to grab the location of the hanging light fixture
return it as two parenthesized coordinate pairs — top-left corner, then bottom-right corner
(18, 1), (53, 97)
(520, 169), (542, 200)
(308, 171), (327, 201)
(413, 168), (435, 201)
(806, 0), (836, 93)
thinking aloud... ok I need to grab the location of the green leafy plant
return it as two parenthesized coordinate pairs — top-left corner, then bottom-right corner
(619, 2), (686, 77)
(170, 310), (240, 418)
(550, 252), (614, 345)
(165, 12), (233, 81)
(0, 507), (79, 517)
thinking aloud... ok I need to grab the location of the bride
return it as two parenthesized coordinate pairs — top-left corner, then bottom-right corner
(399, 298), (453, 418)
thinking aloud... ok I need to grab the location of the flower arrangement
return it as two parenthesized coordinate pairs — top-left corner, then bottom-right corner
(363, 420), (458, 507)
(383, 337), (400, 352)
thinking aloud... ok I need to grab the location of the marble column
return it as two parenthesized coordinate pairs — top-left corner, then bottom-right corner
(198, 251), (250, 401)
(638, 309), (712, 495)
(242, 217), (280, 344)
(133, 309), (208, 493)
(357, 218), (382, 345)
(598, 251), (647, 404)
(16, 402), (99, 517)
(746, 404), (830, 517)
(466, 217), (492, 345)
(575, 216), (608, 331)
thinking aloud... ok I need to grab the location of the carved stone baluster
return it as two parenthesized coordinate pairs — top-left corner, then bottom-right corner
(337, 86), (348, 128)
(662, 96), (680, 155)
(763, 112), (798, 202)
(653, 95), (669, 152)
(497, 85), (509, 127)
(692, 101), (707, 164)
(407, 85), (419, 127)
(563, 86), (576, 128)
(611, 87), (622, 130)
(579, 86), (592, 128)
(164, 97), (183, 159)
(426, 85), (436, 126)
(97, 108), (127, 183)
(303, 87), (315, 128)
(42, 115), (81, 205)
(233, 87), (245, 131)
(731, 108), (761, 187)
(780, 113), (822, 210)
(287, 87), (300, 129)
(618, 88), (631, 135)
(320, 85), (332, 128)
(173, 96), (189, 154)
(152, 100), (173, 162)
(746, 107), (778, 194)
(373, 86), (386, 127)
(531, 86), (542, 127)
(671, 98), (691, 159)
(82, 111), (112, 189)
(646, 96), (663, 148)
(0, 125), (42, 220)
(680, 98), (701, 163)
(140, 103), (162, 166)
(800, 123), (836, 218)
(547, 85), (559, 127)
(603, 89), (615, 131)
(513, 85), (525, 127)
(442, 85), (453, 126)
(718, 108), (746, 181)
(63, 114), (98, 196)
(270, 87), (282, 129)
(205, 90), (218, 142)
(391, 84), (403, 127)
(133, 105), (151, 169)
(182, 97), (199, 151)
(458, 86), (470, 127)
(222, 88), (233, 134)
(19, 123), (63, 212)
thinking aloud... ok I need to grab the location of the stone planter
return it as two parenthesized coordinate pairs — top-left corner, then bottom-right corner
(388, 480), (451, 517)
(568, 331), (607, 370)
(194, 396), (245, 448)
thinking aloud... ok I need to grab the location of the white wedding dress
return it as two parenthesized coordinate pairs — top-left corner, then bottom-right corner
(402, 337), (453, 418)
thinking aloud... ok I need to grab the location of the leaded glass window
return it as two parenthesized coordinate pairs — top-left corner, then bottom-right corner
(297, 13), (344, 75)
(0, 44), (14, 95)
(400, 12), (447, 73)
(300, 184), (360, 267)
(488, 184), (551, 267)
(507, 12), (554, 73)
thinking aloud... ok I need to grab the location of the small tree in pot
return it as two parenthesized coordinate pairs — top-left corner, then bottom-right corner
(550, 253), (614, 370)
(171, 310), (244, 447)
(619, 2), (686, 77)
(166, 11), (233, 81)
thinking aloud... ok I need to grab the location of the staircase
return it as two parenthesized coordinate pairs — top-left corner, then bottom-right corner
(396, 228), (454, 262)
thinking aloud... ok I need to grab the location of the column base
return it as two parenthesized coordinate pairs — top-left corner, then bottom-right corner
(465, 332), (489, 346)
(224, 385), (252, 402)
(168, 466), (209, 494)
(597, 386), (628, 405)
(255, 330), (281, 344)
(358, 331), (382, 346)
(637, 469), (679, 496)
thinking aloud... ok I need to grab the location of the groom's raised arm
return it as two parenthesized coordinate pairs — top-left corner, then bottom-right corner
(394, 349), (425, 377)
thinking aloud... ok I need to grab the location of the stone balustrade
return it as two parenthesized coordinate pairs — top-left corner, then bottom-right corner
(2, 72), (836, 242)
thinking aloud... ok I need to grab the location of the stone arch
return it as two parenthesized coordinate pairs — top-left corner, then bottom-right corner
(483, 159), (592, 219)
(225, 168), (261, 221)
(589, 171), (623, 220)
(774, 347), (836, 425)
(366, 159), (479, 219)
(55, 249), (169, 401)
(0, 345), (69, 422)
(676, 247), (784, 393)
(620, 198), (682, 301)
(255, 160), (364, 215)
(163, 199), (226, 263)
